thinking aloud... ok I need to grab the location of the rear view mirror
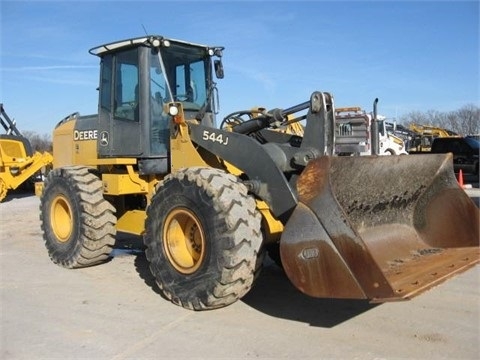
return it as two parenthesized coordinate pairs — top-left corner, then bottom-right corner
(214, 59), (224, 79)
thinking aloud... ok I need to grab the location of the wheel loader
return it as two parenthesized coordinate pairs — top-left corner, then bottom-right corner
(0, 104), (53, 201)
(38, 35), (479, 311)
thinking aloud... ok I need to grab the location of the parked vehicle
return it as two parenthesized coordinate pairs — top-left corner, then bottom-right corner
(407, 124), (459, 153)
(0, 104), (53, 201)
(431, 137), (479, 175)
(334, 106), (408, 156)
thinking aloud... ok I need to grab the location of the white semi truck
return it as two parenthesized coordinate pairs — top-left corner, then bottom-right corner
(335, 106), (408, 156)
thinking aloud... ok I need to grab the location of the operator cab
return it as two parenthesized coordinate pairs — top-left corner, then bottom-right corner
(89, 35), (224, 173)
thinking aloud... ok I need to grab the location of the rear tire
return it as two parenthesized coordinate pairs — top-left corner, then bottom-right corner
(39, 166), (116, 268)
(144, 167), (263, 310)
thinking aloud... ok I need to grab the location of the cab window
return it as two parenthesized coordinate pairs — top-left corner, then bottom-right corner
(100, 55), (112, 111)
(113, 48), (139, 121)
(173, 60), (207, 110)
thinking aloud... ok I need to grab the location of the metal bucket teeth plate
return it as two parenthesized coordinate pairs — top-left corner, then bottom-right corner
(280, 154), (479, 301)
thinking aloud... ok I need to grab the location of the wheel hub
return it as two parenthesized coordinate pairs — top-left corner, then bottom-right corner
(50, 195), (73, 242)
(163, 208), (205, 274)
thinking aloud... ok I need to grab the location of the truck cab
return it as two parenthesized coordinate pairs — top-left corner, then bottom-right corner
(334, 107), (407, 156)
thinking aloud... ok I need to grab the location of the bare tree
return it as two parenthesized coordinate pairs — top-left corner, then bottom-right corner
(400, 104), (479, 136)
(401, 111), (428, 127)
(454, 104), (480, 136)
(22, 131), (52, 152)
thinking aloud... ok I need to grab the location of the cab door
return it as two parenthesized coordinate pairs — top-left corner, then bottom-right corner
(98, 49), (143, 157)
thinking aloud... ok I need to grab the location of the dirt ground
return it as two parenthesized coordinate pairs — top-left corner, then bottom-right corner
(1, 191), (479, 360)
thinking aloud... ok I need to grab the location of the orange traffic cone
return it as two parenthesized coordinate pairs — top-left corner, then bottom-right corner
(458, 169), (464, 188)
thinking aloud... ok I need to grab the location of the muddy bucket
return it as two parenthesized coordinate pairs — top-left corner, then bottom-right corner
(280, 153), (479, 301)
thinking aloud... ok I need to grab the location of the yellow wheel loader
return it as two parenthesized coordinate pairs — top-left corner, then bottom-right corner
(39, 35), (479, 311)
(0, 104), (53, 201)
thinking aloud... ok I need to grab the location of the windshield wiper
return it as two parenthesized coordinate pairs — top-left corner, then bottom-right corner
(195, 82), (217, 121)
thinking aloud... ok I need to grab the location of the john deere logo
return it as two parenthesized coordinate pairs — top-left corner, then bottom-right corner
(73, 129), (97, 141)
(100, 131), (109, 146)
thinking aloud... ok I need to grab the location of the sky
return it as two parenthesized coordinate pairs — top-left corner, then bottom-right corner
(1, 0), (479, 135)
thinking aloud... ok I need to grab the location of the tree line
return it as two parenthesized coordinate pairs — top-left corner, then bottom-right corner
(22, 131), (52, 153)
(398, 104), (479, 136)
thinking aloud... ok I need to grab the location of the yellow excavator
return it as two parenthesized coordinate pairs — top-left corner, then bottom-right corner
(38, 35), (479, 310)
(408, 123), (459, 152)
(0, 104), (53, 201)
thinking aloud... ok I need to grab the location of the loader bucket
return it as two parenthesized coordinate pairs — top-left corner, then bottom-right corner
(280, 153), (479, 302)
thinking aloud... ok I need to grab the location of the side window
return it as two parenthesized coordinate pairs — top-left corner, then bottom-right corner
(114, 49), (139, 121)
(173, 60), (207, 108)
(176, 65), (186, 99)
(434, 140), (445, 152)
(440, 141), (450, 152)
(150, 56), (166, 110)
(449, 140), (461, 153)
(150, 51), (169, 155)
(378, 121), (385, 136)
(458, 141), (469, 153)
(100, 55), (112, 111)
(189, 60), (206, 106)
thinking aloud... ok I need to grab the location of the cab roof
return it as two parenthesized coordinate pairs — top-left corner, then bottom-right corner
(89, 35), (219, 57)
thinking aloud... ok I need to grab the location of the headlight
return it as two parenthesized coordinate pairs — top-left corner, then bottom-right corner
(168, 105), (179, 116)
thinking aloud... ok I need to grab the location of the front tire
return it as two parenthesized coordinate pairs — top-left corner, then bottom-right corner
(39, 166), (116, 268)
(144, 167), (263, 310)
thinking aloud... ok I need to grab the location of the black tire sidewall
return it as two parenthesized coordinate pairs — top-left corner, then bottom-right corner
(40, 170), (83, 265)
(147, 177), (227, 297)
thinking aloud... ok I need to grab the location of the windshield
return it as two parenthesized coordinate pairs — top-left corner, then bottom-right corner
(465, 137), (480, 150)
(150, 43), (209, 111)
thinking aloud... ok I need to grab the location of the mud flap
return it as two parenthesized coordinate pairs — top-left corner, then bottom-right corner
(280, 154), (479, 302)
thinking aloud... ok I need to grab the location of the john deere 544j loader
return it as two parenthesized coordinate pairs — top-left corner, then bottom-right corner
(39, 35), (479, 310)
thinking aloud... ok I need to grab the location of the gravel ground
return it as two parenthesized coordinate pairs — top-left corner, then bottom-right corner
(1, 191), (479, 360)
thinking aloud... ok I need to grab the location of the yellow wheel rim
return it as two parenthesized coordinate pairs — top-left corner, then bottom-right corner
(163, 208), (205, 274)
(50, 195), (73, 243)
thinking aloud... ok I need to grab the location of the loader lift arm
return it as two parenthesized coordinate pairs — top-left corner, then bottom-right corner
(189, 91), (335, 221)
(1, 103), (22, 137)
(190, 89), (479, 302)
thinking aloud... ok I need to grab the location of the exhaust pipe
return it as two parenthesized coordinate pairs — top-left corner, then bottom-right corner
(371, 98), (379, 155)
